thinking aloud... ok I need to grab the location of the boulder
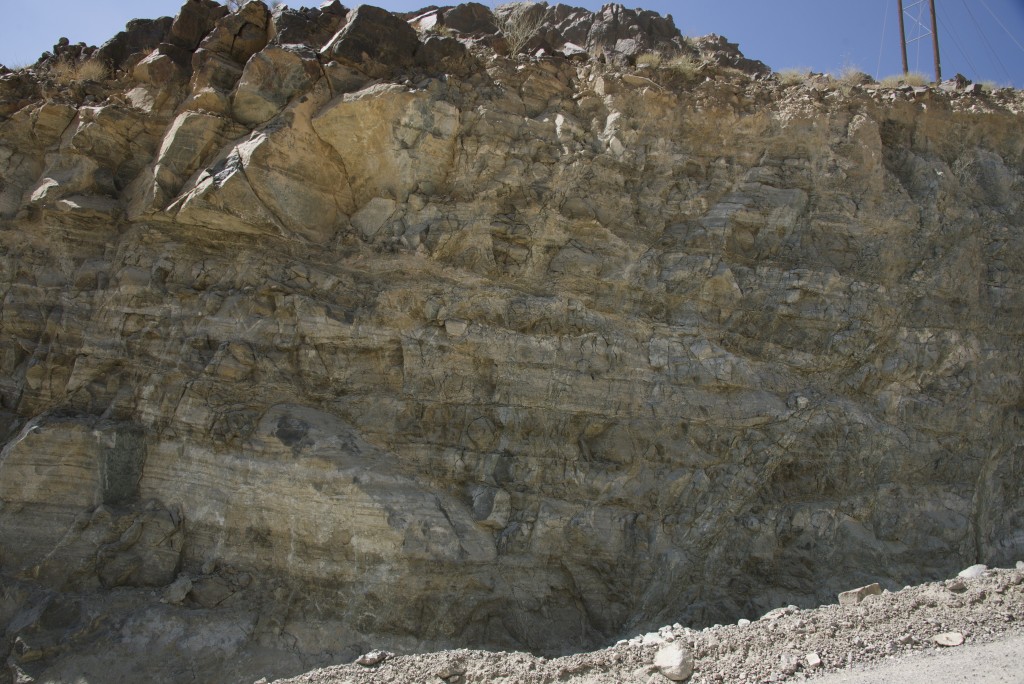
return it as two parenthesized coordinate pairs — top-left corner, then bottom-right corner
(838, 583), (883, 606)
(270, 2), (348, 50)
(95, 17), (174, 70)
(355, 650), (392, 666)
(414, 35), (475, 76)
(194, 0), (271, 65)
(654, 643), (694, 681)
(311, 83), (459, 203)
(321, 5), (420, 70)
(442, 2), (497, 34)
(168, 0), (227, 51)
(132, 43), (191, 84)
(958, 564), (988, 579)
(171, 122), (353, 243)
(232, 45), (321, 126)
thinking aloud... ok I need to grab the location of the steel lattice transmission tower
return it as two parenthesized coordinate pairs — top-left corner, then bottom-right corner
(897, 0), (942, 82)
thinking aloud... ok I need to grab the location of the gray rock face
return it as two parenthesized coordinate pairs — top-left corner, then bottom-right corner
(168, 0), (228, 51)
(413, 1), (689, 59)
(271, 1), (349, 50)
(437, 2), (497, 34)
(94, 17), (174, 71)
(1, 2), (1024, 682)
(321, 4), (420, 69)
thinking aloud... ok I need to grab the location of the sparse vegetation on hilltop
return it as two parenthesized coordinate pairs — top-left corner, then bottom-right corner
(493, 1), (545, 55)
(880, 72), (929, 87)
(776, 68), (810, 86)
(49, 58), (107, 85)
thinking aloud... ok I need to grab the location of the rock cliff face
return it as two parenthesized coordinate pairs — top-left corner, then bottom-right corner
(1, 1), (1023, 681)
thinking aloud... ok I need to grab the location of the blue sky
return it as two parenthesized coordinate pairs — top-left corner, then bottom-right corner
(2, 1), (1022, 86)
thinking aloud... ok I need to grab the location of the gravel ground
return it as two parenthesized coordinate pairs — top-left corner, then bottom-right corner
(266, 564), (1024, 684)
(806, 632), (1024, 683)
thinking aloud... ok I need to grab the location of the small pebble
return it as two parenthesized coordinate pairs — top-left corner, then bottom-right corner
(933, 632), (965, 647)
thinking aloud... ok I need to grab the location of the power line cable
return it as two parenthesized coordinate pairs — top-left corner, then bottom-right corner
(978, 0), (1024, 54)
(959, 0), (1013, 83)
(876, 0), (890, 79)
(937, 13), (982, 80)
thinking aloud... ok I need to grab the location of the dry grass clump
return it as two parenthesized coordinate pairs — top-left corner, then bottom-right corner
(879, 72), (929, 87)
(776, 68), (810, 86)
(634, 52), (701, 79)
(50, 58), (107, 85)
(837, 65), (871, 85)
(666, 54), (699, 79)
(636, 52), (663, 68)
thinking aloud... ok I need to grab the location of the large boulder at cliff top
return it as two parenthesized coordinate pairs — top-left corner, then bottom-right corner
(168, 0), (227, 51)
(94, 17), (174, 70)
(321, 4), (420, 68)
(270, 1), (349, 49)
(440, 2), (497, 34)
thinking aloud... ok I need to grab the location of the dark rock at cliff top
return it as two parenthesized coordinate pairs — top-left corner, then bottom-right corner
(94, 17), (175, 70)
(271, 0), (349, 50)
(322, 4), (421, 68)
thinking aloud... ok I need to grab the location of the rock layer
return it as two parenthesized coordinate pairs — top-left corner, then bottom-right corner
(1, 1), (1023, 682)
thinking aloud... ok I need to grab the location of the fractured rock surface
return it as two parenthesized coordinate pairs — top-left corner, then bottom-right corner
(0, 1), (1023, 682)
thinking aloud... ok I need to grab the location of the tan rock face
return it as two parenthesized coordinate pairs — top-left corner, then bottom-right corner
(1, 2), (1023, 681)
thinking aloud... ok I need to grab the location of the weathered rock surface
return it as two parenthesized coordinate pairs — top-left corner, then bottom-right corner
(1, 1), (1023, 683)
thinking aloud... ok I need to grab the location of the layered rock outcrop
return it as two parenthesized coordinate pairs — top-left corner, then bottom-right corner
(1, 1), (1023, 682)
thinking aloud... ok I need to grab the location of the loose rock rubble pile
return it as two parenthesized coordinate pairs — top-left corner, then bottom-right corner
(269, 565), (1024, 683)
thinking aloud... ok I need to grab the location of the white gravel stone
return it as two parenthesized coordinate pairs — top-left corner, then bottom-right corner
(933, 632), (965, 647)
(780, 653), (800, 674)
(838, 583), (883, 606)
(958, 564), (988, 579)
(354, 650), (392, 666)
(654, 643), (694, 681)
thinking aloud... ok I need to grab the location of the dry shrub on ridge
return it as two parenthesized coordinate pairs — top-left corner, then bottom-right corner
(50, 58), (107, 85)
(494, 2), (545, 55)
